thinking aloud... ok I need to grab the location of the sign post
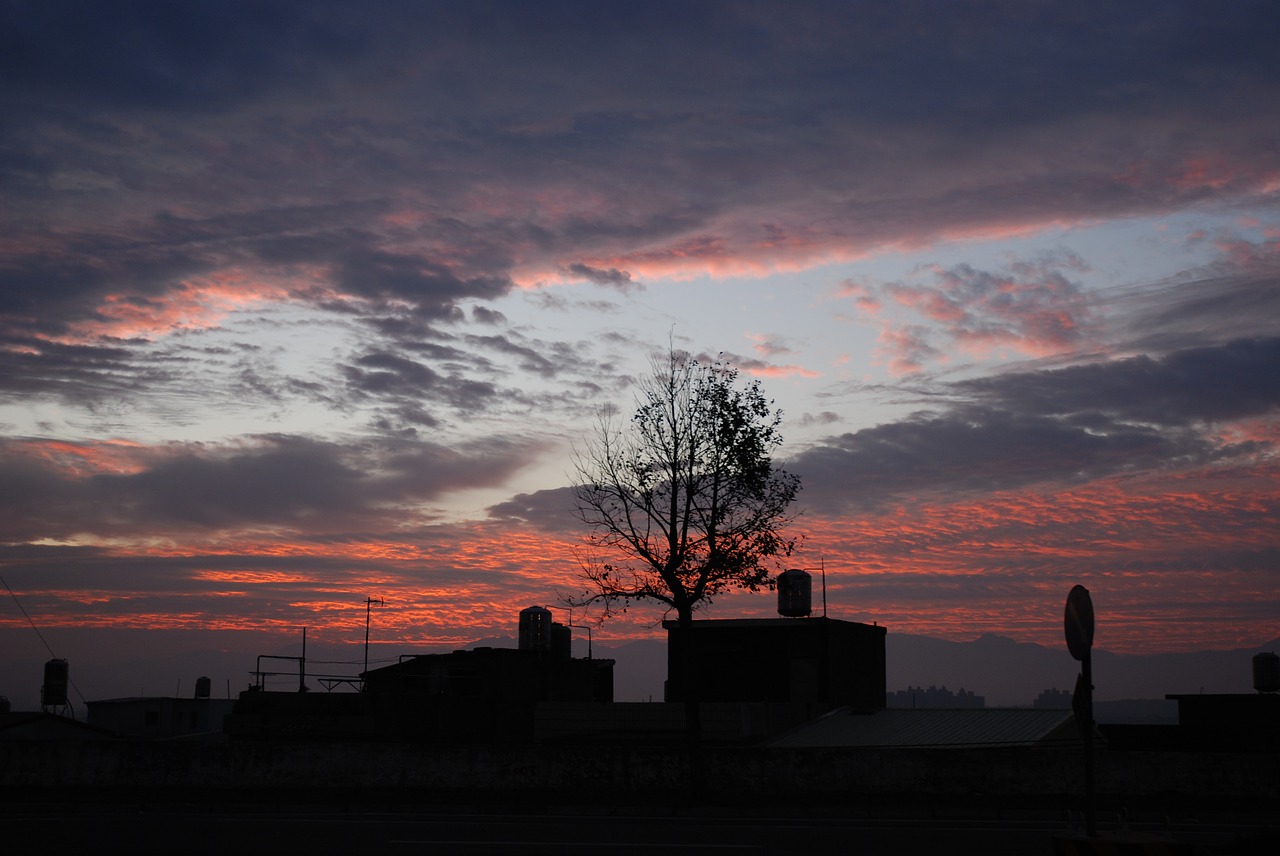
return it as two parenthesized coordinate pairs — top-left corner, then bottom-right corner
(1064, 585), (1096, 836)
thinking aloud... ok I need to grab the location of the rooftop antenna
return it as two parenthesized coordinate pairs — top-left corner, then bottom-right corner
(817, 556), (827, 617)
(300, 626), (308, 693)
(364, 597), (385, 679)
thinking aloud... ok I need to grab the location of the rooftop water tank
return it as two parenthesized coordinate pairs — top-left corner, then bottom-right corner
(519, 605), (553, 651)
(41, 658), (69, 707)
(195, 676), (212, 699)
(1253, 652), (1279, 693)
(777, 569), (812, 617)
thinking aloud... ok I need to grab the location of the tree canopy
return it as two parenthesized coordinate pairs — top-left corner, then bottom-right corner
(569, 348), (801, 625)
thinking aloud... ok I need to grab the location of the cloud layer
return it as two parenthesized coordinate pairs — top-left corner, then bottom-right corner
(2, 2), (1278, 679)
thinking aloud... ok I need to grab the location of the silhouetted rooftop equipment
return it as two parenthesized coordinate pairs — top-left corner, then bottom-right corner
(519, 605), (553, 651)
(1253, 651), (1279, 693)
(777, 569), (812, 617)
(41, 658), (69, 709)
(195, 676), (211, 699)
(552, 621), (572, 659)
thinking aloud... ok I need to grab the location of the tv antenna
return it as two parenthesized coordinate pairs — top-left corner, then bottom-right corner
(363, 596), (385, 677)
(786, 557), (828, 617)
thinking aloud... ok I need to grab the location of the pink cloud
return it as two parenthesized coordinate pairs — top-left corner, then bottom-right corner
(10, 437), (150, 478)
(856, 256), (1098, 372)
(837, 280), (883, 315)
(716, 350), (820, 379)
(1212, 235), (1280, 273)
(1113, 155), (1280, 197)
(1173, 157), (1243, 191)
(748, 363), (820, 379)
(748, 333), (794, 358)
(57, 272), (301, 344)
(874, 324), (940, 376)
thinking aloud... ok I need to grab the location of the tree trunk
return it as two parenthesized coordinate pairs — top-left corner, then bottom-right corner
(676, 606), (706, 797)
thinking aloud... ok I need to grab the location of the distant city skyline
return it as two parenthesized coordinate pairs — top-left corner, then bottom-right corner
(3, 2), (1279, 697)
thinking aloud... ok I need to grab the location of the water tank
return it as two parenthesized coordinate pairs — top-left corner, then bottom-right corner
(1253, 652), (1280, 693)
(194, 676), (212, 699)
(42, 658), (69, 707)
(519, 606), (553, 651)
(777, 569), (812, 617)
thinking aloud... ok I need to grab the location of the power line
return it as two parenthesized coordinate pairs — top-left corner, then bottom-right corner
(0, 572), (58, 660)
(0, 572), (86, 708)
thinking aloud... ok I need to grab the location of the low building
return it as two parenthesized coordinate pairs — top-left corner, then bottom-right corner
(663, 616), (886, 712)
(360, 646), (615, 742)
(1, 710), (116, 741)
(87, 695), (236, 739)
(223, 688), (376, 741)
(1162, 692), (1280, 751)
(225, 606), (615, 743)
(1102, 655), (1280, 751)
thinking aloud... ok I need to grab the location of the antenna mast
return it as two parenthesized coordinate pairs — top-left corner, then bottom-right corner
(821, 556), (827, 617)
(363, 596), (385, 680)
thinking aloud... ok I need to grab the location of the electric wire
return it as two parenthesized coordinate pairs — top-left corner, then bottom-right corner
(0, 572), (87, 711)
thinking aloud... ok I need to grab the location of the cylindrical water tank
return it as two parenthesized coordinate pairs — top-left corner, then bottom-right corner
(1253, 652), (1280, 693)
(195, 676), (212, 699)
(777, 569), (812, 617)
(42, 658), (69, 707)
(519, 605), (553, 651)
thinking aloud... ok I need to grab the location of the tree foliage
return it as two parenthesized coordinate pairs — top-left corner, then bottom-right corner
(569, 348), (801, 624)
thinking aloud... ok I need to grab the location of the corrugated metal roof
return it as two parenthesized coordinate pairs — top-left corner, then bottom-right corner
(770, 707), (1079, 748)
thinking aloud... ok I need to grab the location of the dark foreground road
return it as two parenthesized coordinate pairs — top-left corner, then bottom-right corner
(1, 804), (1269, 854)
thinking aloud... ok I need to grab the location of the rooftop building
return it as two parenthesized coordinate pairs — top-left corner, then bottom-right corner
(663, 616), (886, 712)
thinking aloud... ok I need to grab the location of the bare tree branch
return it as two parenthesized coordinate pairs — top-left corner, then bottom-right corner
(566, 347), (802, 625)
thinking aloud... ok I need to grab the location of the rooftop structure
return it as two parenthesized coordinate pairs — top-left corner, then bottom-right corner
(663, 616), (886, 712)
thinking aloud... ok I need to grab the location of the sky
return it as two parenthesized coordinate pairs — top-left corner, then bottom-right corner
(2, 1), (1279, 707)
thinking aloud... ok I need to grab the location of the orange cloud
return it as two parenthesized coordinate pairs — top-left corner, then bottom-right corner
(8, 454), (1275, 657)
(789, 465), (1280, 653)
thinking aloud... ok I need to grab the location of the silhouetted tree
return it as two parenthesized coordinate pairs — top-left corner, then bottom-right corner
(569, 346), (801, 627)
(567, 346), (801, 787)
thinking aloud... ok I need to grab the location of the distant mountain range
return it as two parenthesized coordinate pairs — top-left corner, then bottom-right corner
(585, 631), (1279, 709)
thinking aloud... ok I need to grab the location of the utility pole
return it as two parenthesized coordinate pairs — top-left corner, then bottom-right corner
(363, 596), (385, 682)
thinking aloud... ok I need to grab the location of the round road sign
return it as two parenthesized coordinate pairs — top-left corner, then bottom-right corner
(1064, 584), (1095, 662)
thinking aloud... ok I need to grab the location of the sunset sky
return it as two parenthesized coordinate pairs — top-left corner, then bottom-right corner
(3, 1), (1278, 706)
